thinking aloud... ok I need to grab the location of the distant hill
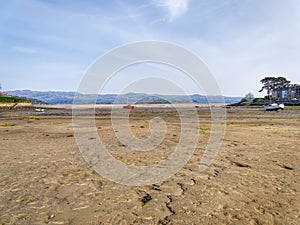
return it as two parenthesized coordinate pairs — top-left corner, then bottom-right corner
(6, 90), (242, 104)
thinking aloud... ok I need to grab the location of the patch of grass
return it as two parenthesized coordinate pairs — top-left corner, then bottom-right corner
(241, 105), (264, 109)
(199, 127), (209, 135)
(0, 123), (16, 127)
(247, 123), (262, 127)
(227, 124), (238, 128)
(265, 127), (292, 132)
(285, 106), (300, 110)
(22, 116), (36, 120)
(199, 130), (208, 135)
(274, 129), (291, 133)
(21, 115), (36, 123)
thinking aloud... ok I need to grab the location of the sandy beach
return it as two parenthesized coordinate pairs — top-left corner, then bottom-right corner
(0, 106), (299, 224)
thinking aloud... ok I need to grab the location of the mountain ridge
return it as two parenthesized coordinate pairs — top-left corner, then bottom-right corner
(6, 90), (242, 104)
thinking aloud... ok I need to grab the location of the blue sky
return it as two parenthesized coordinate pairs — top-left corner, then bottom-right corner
(1, 0), (300, 96)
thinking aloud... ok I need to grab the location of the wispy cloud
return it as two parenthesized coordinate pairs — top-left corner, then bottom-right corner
(12, 46), (38, 54)
(153, 0), (190, 22)
(1, 0), (300, 95)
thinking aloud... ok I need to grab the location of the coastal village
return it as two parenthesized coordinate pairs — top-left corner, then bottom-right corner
(272, 84), (300, 100)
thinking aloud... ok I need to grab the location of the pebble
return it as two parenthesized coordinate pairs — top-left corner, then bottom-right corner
(48, 214), (55, 220)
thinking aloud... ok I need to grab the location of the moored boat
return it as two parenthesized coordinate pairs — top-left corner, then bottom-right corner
(123, 104), (135, 110)
(264, 103), (284, 111)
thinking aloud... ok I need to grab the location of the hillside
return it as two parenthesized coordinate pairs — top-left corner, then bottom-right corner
(0, 96), (30, 104)
(6, 90), (242, 104)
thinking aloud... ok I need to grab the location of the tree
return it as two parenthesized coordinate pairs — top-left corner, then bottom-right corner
(276, 76), (291, 88)
(259, 76), (290, 102)
(259, 77), (277, 101)
(245, 92), (254, 102)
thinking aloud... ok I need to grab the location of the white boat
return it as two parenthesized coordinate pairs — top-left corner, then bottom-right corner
(35, 108), (45, 112)
(265, 103), (284, 111)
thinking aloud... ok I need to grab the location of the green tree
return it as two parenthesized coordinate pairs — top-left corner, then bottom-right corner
(276, 76), (291, 88)
(259, 76), (290, 102)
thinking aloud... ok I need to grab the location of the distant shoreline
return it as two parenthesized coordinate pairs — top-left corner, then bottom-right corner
(32, 103), (228, 109)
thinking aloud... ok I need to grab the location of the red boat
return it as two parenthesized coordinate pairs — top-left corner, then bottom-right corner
(123, 104), (135, 110)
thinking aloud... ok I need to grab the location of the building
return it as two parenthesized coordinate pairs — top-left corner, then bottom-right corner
(272, 84), (300, 100)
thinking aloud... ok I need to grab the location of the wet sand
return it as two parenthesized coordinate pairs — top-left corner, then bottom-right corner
(0, 107), (299, 224)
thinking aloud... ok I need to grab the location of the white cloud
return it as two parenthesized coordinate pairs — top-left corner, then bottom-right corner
(12, 46), (38, 54)
(2, 0), (300, 95)
(153, 0), (190, 22)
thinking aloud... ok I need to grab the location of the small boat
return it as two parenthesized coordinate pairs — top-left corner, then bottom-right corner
(123, 104), (135, 110)
(35, 108), (45, 112)
(264, 103), (284, 111)
(222, 105), (231, 109)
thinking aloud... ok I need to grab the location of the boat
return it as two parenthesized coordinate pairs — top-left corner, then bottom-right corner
(123, 104), (135, 110)
(264, 103), (284, 111)
(222, 105), (232, 109)
(123, 96), (135, 110)
(35, 108), (45, 112)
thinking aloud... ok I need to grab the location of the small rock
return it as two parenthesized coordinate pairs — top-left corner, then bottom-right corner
(283, 165), (293, 170)
(152, 184), (161, 191)
(48, 214), (55, 220)
(141, 193), (152, 207)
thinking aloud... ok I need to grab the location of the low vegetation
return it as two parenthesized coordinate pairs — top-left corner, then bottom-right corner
(0, 123), (16, 127)
(285, 106), (300, 110)
(199, 127), (209, 135)
(0, 96), (30, 103)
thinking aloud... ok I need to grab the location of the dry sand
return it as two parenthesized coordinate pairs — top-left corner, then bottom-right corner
(0, 106), (299, 225)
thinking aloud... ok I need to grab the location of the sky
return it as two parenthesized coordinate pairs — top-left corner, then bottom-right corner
(0, 0), (300, 97)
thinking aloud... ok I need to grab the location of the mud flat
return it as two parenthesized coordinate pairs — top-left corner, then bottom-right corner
(0, 107), (299, 224)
